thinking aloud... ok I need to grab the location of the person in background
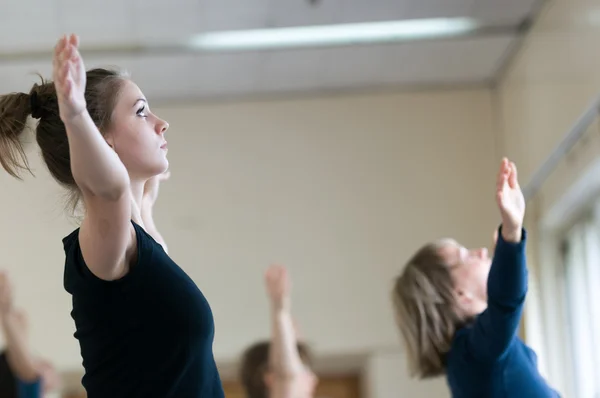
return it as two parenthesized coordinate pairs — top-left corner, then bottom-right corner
(240, 265), (318, 398)
(392, 158), (559, 397)
(0, 272), (60, 398)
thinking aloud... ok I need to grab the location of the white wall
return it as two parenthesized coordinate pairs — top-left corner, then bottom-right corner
(363, 349), (449, 398)
(497, 0), (600, 395)
(0, 88), (498, 394)
(497, 0), (600, 186)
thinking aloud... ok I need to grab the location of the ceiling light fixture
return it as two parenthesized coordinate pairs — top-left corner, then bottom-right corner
(189, 17), (480, 52)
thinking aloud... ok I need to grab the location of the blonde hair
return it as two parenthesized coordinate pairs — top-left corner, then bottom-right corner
(392, 239), (465, 378)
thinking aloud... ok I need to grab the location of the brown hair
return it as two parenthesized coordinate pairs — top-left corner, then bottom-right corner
(392, 239), (466, 379)
(0, 68), (129, 210)
(239, 341), (312, 398)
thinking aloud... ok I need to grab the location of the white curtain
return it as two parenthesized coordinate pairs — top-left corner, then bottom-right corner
(562, 205), (600, 398)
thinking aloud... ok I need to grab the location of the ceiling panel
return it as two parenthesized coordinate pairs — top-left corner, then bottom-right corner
(131, 0), (204, 42)
(0, 0), (544, 102)
(319, 45), (388, 89)
(196, 0), (272, 31)
(257, 49), (330, 93)
(376, 35), (516, 85)
(271, 0), (341, 27)
(171, 52), (262, 98)
(58, 0), (134, 46)
(471, 0), (540, 23)
(406, 0), (476, 19)
(338, 0), (411, 23)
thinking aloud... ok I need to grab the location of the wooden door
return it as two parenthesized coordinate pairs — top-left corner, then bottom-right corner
(222, 374), (361, 398)
(63, 374), (362, 398)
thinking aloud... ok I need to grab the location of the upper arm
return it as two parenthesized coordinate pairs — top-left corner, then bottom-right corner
(466, 300), (524, 361)
(79, 190), (135, 281)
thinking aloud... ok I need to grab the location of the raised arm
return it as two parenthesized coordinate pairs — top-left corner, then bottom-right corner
(0, 274), (39, 383)
(467, 158), (527, 361)
(265, 265), (306, 398)
(140, 171), (170, 253)
(54, 34), (133, 280)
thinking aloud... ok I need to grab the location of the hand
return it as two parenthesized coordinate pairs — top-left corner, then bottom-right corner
(265, 265), (291, 312)
(0, 272), (14, 316)
(37, 359), (61, 393)
(495, 158), (525, 242)
(52, 34), (87, 122)
(143, 171), (171, 207)
(9, 309), (29, 336)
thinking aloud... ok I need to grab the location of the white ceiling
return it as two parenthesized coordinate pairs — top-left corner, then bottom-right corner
(0, 0), (541, 102)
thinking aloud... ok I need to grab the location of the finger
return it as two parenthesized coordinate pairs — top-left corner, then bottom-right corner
(63, 44), (75, 64)
(59, 63), (70, 91)
(72, 50), (83, 72)
(53, 35), (67, 59)
(496, 158), (507, 189)
(70, 33), (79, 48)
(497, 167), (507, 193)
(509, 161), (519, 188)
(68, 58), (78, 86)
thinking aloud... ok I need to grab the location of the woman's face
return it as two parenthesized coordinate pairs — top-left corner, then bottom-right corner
(439, 240), (491, 317)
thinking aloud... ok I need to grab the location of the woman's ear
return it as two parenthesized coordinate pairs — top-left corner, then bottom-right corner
(104, 134), (115, 149)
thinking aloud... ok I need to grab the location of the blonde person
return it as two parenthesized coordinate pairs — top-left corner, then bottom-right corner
(240, 265), (318, 398)
(0, 35), (223, 397)
(393, 158), (559, 397)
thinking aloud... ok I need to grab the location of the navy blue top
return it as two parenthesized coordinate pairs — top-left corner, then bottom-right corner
(63, 221), (224, 398)
(16, 378), (41, 398)
(0, 351), (42, 398)
(445, 227), (559, 397)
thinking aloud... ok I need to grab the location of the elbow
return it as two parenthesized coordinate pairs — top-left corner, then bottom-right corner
(74, 171), (130, 201)
(94, 184), (129, 201)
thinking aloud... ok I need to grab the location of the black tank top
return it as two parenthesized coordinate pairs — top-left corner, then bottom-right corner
(63, 221), (224, 398)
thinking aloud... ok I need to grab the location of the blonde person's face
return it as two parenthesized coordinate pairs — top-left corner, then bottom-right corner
(439, 240), (491, 317)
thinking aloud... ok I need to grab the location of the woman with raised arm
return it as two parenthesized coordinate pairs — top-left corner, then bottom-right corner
(392, 158), (559, 397)
(240, 265), (318, 398)
(0, 272), (60, 398)
(0, 34), (223, 398)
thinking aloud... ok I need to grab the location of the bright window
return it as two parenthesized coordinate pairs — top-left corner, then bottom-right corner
(560, 204), (600, 398)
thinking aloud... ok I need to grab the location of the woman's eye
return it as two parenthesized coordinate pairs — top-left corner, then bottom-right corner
(136, 106), (147, 117)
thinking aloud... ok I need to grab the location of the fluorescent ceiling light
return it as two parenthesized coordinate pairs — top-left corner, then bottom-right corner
(190, 18), (480, 51)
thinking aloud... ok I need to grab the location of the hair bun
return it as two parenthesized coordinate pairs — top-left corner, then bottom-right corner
(29, 90), (44, 120)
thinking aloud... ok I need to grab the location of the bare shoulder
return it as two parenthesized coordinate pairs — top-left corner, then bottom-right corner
(78, 192), (136, 281)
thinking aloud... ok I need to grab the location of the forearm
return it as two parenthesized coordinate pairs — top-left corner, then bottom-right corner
(65, 111), (130, 199)
(1, 313), (38, 382)
(269, 307), (304, 377)
(488, 225), (528, 307)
